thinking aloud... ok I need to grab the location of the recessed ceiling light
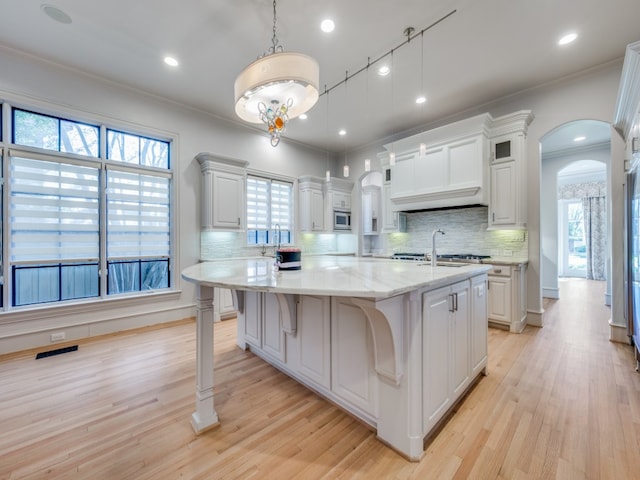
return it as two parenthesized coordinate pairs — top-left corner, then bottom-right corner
(298, 113), (308, 120)
(321, 19), (335, 33)
(41, 4), (72, 24)
(338, 129), (347, 136)
(558, 32), (578, 46)
(573, 135), (586, 142)
(416, 96), (426, 104)
(378, 65), (390, 76)
(164, 56), (179, 67)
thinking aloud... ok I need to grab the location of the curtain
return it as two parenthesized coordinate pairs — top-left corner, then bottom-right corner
(582, 195), (607, 280)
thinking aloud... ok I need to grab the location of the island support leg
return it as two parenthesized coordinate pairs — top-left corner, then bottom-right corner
(190, 284), (220, 434)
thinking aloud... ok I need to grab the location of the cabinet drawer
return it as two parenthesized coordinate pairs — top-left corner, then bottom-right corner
(488, 265), (511, 277)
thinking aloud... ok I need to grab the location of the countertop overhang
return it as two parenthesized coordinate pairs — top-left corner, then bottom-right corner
(182, 255), (491, 300)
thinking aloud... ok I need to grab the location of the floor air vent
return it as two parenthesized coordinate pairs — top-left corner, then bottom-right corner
(35, 345), (78, 359)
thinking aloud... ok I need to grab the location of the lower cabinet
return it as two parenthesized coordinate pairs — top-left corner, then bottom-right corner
(331, 297), (377, 414)
(487, 263), (527, 333)
(238, 274), (488, 439)
(422, 276), (487, 434)
(422, 280), (470, 433)
(470, 276), (488, 377)
(296, 295), (331, 389)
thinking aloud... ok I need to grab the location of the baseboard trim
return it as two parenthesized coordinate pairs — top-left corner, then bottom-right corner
(542, 287), (560, 299)
(609, 320), (630, 344)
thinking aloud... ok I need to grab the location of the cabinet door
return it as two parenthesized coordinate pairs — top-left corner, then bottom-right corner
(448, 136), (483, 189)
(470, 277), (488, 376)
(490, 162), (517, 226)
(422, 286), (453, 432)
(212, 171), (244, 229)
(390, 152), (417, 198)
(331, 297), (376, 414)
(299, 188), (324, 231)
(262, 293), (286, 362)
(491, 135), (516, 164)
(416, 146), (446, 191)
(451, 282), (470, 397)
(332, 191), (351, 210)
(297, 295), (331, 388)
(382, 183), (397, 230)
(488, 276), (512, 325)
(310, 189), (324, 231)
(243, 291), (262, 348)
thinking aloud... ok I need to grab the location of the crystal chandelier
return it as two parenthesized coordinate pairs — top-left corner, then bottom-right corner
(234, 0), (319, 147)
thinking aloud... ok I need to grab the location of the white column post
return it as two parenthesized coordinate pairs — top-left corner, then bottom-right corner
(190, 284), (220, 433)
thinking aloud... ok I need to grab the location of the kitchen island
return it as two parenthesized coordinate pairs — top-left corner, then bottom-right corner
(181, 256), (491, 460)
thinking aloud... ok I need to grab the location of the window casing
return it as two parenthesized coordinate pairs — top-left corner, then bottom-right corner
(2, 106), (174, 308)
(246, 175), (293, 246)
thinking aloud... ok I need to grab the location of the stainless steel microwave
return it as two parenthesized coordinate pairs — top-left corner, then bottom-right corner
(333, 210), (351, 230)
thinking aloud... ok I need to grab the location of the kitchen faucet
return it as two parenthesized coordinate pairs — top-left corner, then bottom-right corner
(274, 223), (281, 255)
(431, 228), (445, 267)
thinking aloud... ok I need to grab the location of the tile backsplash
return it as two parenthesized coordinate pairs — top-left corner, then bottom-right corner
(199, 206), (527, 261)
(387, 206), (528, 258)
(200, 231), (356, 260)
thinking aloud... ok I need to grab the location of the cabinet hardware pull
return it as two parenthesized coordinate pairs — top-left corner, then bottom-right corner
(237, 217), (240, 226)
(494, 268), (502, 273)
(454, 292), (458, 312)
(449, 293), (454, 313)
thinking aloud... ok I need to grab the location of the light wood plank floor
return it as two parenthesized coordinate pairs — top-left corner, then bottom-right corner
(1, 279), (639, 479)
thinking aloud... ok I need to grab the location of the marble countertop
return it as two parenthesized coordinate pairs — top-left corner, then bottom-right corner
(483, 257), (528, 266)
(182, 256), (491, 300)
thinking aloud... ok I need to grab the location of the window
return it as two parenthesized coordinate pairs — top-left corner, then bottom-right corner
(246, 175), (293, 246)
(5, 107), (173, 308)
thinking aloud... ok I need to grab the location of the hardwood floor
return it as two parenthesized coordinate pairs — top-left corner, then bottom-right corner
(1, 279), (639, 479)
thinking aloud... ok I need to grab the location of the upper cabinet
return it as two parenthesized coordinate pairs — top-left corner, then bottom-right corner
(299, 176), (325, 232)
(379, 110), (533, 230)
(196, 153), (249, 231)
(487, 111), (534, 230)
(383, 114), (492, 211)
(299, 176), (354, 233)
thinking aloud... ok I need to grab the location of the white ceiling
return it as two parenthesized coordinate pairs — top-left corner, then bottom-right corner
(1, 0), (638, 153)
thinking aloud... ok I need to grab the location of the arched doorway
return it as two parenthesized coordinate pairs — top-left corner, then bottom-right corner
(540, 120), (611, 302)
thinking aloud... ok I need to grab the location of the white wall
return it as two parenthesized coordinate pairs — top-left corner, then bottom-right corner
(0, 46), (331, 354)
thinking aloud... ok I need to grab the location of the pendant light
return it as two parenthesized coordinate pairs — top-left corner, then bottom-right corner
(342, 73), (349, 178)
(234, 0), (319, 147)
(389, 49), (396, 166)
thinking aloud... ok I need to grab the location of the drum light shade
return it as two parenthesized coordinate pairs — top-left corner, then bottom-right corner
(234, 52), (319, 124)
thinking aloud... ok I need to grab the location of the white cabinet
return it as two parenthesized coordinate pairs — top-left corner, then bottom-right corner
(324, 177), (354, 232)
(196, 153), (248, 231)
(488, 111), (534, 230)
(362, 185), (380, 235)
(213, 288), (236, 322)
(488, 263), (527, 333)
(238, 291), (285, 362)
(383, 114), (492, 211)
(298, 176), (324, 232)
(243, 291), (262, 348)
(422, 280), (471, 433)
(296, 295), (331, 389)
(470, 276), (488, 377)
(379, 166), (407, 232)
(331, 297), (377, 414)
(490, 160), (518, 226)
